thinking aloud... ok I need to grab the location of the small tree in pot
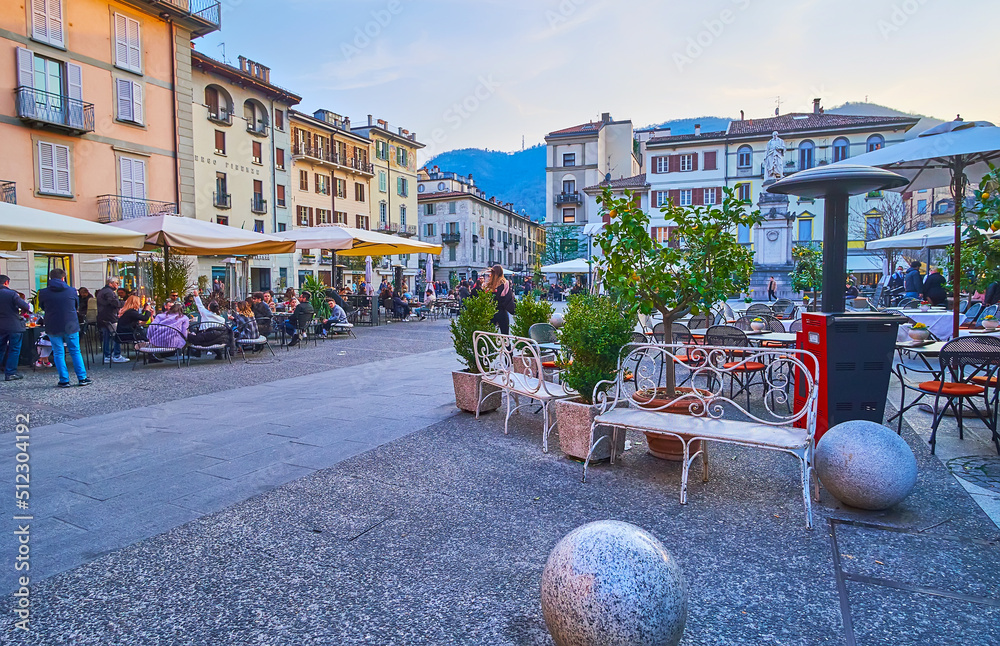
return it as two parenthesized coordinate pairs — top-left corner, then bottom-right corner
(510, 291), (555, 339)
(450, 290), (502, 413)
(553, 294), (634, 461)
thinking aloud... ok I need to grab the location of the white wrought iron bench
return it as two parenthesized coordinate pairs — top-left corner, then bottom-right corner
(473, 331), (577, 452)
(583, 343), (820, 528)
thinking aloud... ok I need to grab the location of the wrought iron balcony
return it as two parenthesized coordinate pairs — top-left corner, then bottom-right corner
(398, 224), (417, 238)
(251, 195), (268, 214)
(15, 86), (94, 135)
(207, 106), (232, 125)
(96, 195), (177, 223)
(1, 181), (15, 205)
(442, 232), (461, 244)
(152, 1), (221, 32)
(300, 253), (316, 264)
(247, 120), (269, 137)
(556, 192), (582, 205)
(290, 143), (374, 174)
(214, 192), (231, 209)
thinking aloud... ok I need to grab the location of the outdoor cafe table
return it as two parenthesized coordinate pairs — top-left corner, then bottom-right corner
(897, 309), (966, 342)
(687, 329), (798, 346)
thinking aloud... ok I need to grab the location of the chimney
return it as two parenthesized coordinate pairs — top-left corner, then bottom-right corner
(367, 114), (373, 126)
(398, 127), (404, 135)
(468, 174), (474, 186)
(740, 109), (744, 121)
(601, 112), (611, 124)
(813, 98), (821, 115)
(694, 123), (701, 136)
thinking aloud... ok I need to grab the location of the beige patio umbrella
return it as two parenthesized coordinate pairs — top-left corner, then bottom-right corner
(108, 214), (295, 255)
(0, 201), (146, 253)
(333, 227), (442, 257)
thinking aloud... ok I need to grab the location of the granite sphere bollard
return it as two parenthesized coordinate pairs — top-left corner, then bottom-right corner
(540, 521), (687, 646)
(815, 420), (917, 510)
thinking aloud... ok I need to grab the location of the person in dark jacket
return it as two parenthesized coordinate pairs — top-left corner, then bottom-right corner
(250, 292), (273, 335)
(903, 261), (923, 299)
(484, 264), (515, 335)
(0, 274), (30, 381)
(887, 266), (905, 291)
(922, 266), (948, 306)
(95, 278), (127, 363)
(984, 282), (1000, 306)
(391, 293), (411, 319)
(285, 293), (315, 347)
(38, 269), (91, 388)
(116, 295), (153, 343)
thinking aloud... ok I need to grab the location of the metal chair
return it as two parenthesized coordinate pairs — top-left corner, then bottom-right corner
(186, 321), (232, 364)
(687, 314), (709, 331)
(789, 319), (803, 333)
(650, 322), (667, 343)
(134, 324), (185, 369)
(746, 303), (773, 318)
(528, 323), (558, 345)
(704, 325), (767, 406)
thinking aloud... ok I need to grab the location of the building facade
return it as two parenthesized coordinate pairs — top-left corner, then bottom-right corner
(0, 0), (219, 290)
(351, 116), (424, 292)
(190, 51), (300, 291)
(417, 166), (541, 284)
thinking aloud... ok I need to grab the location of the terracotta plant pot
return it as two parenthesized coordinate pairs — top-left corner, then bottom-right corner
(452, 370), (501, 414)
(554, 397), (625, 462)
(633, 387), (708, 461)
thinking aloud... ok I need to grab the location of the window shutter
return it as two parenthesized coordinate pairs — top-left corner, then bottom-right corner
(116, 78), (133, 122)
(276, 148), (284, 167)
(38, 141), (55, 193)
(47, 0), (64, 47)
(16, 48), (35, 119)
(718, 186), (725, 203)
(704, 151), (717, 170)
(131, 81), (143, 124)
(127, 17), (141, 71)
(114, 14), (128, 67)
(668, 189), (680, 206)
(691, 154), (699, 171)
(693, 188), (703, 206)
(53, 143), (70, 195)
(668, 155), (680, 173)
(132, 158), (146, 200)
(215, 130), (225, 154)
(308, 207), (314, 227)
(32, 0), (48, 43)
(65, 62), (84, 128)
(651, 156), (661, 174)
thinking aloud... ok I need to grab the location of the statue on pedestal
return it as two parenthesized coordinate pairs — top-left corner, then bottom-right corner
(763, 132), (787, 185)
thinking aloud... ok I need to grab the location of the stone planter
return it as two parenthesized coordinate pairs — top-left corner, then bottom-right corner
(907, 328), (931, 342)
(919, 304), (931, 312)
(452, 370), (501, 414)
(555, 398), (625, 462)
(983, 319), (999, 330)
(634, 387), (708, 461)
(750, 321), (765, 332)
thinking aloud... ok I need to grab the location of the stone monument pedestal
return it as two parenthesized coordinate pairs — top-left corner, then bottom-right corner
(750, 188), (796, 300)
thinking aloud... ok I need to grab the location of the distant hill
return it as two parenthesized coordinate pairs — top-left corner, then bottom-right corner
(425, 145), (546, 222)
(826, 102), (944, 138)
(639, 116), (732, 135)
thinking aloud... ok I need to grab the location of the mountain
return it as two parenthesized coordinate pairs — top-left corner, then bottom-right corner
(826, 102), (944, 138)
(425, 145), (547, 221)
(638, 116), (732, 134)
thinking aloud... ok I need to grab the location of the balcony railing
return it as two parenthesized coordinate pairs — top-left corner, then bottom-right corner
(154, 0), (221, 29)
(247, 120), (269, 137)
(15, 86), (94, 134)
(442, 232), (461, 244)
(556, 192), (582, 205)
(300, 254), (316, 264)
(214, 192), (231, 209)
(96, 195), (177, 223)
(251, 196), (268, 214)
(1, 181), (15, 205)
(398, 224), (417, 238)
(207, 106), (232, 125)
(290, 143), (374, 174)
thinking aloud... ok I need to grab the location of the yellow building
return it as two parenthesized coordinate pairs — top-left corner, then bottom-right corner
(0, 0), (219, 291)
(289, 109), (373, 287)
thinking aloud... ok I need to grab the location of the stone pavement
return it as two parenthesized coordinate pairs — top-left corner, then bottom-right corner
(0, 347), (461, 593)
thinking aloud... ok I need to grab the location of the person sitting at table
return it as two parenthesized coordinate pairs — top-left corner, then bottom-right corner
(845, 281), (860, 299)
(188, 290), (232, 358)
(324, 287), (354, 314)
(117, 295), (153, 343)
(320, 299), (350, 335)
(984, 281), (1000, 306)
(231, 300), (259, 344)
(285, 292), (315, 347)
(77, 287), (95, 325)
(922, 266), (948, 306)
(250, 292), (273, 335)
(392, 291), (412, 319)
(903, 260), (923, 300)
(144, 303), (189, 363)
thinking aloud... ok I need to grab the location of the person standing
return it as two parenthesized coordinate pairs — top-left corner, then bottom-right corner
(96, 277), (128, 363)
(888, 266), (905, 291)
(0, 275), (29, 382)
(484, 265), (515, 335)
(922, 266), (948, 306)
(766, 276), (777, 302)
(903, 261), (923, 300)
(38, 269), (91, 388)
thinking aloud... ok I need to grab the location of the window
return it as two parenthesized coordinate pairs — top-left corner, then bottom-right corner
(563, 153), (576, 167)
(298, 170), (308, 191)
(797, 218), (813, 241)
(704, 151), (718, 171)
(253, 179), (263, 200)
(680, 154), (694, 172)
(379, 202), (387, 225)
(334, 211), (347, 224)
(678, 189), (692, 206)
(396, 147), (408, 167)
(562, 208), (576, 223)
(214, 130), (226, 155)
(798, 140), (815, 171)
(737, 183), (751, 202)
(418, 184), (425, 193)
(437, 182), (446, 191)
(355, 182), (365, 202)
(217, 215), (229, 226)
(375, 140), (389, 160)
(315, 174), (329, 195)
(244, 99), (267, 134)
(737, 224), (750, 244)
(917, 199), (927, 214)
(317, 209), (332, 225)
(703, 187), (717, 205)
(867, 134), (885, 152)
(655, 157), (669, 173)
(277, 223), (286, 232)
(448, 202), (457, 214)
(275, 148), (285, 170)
(118, 156), (146, 209)
(115, 78), (143, 125)
(37, 141), (71, 196)
(31, 0), (65, 48)
(113, 13), (141, 73)
(737, 145), (753, 168)
(425, 223), (436, 237)
(252, 141), (262, 165)
(652, 191), (667, 207)
(400, 205), (406, 226)
(424, 203), (434, 216)
(254, 219), (264, 233)
(297, 205), (311, 226)
(563, 179), (576, 193)
(356, 214), (370, 230)
(215, 172), (227, 202)
(378, 171), (387, 192)
(866, 216), (881, 241)
(276, 184), (286, 207)
(448, 246), (457, 262)
(833, 137), (850, 163)
(335, 178), (346, 198)
(397, 177), (408, 197)
(274, 109), (284, 131)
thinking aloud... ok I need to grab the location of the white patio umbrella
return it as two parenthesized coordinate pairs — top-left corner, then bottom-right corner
(278, 226), (354, 250)
(426, 254), (434, 284)
(836, 119), (1000, 335)
(364, 256), (374, 295)
(540, 258), (592, 274)
(865, 224), (994, 250)
(0, 201), (146, 253)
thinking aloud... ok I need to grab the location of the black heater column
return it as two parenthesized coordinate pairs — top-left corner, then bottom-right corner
(821, 193), (849, 313)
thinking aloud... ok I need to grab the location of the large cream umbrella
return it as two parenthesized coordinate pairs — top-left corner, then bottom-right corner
(279, 226), (354, 250)
(0, 201), (146, 253)
(334, 227), (442, 257)
(108, 215), (295, 255)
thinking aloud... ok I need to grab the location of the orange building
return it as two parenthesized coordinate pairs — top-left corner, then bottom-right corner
(0, 0), (220, 291)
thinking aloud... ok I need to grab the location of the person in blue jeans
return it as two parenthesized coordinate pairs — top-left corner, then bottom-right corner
(0, 274), (30, 382)
(37, 269), (91, 388)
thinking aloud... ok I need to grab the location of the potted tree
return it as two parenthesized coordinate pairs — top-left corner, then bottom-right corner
(450, 291), (502, 413)
(510, 291), (555, 377)
(553, 294), (634, 461)
(791, 243), (823, 311)
(596, 184), (761, 459)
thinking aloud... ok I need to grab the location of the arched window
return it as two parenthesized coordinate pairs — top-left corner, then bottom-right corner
(737, 145), (753, 168)
(798, 140), (815, 171)
(204, 85), (232, 123)
(866, 134), (885, 152)
(244, 99), (269, 135)
(832, 137), (850, 163)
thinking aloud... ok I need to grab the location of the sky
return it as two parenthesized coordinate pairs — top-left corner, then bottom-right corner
(198, 0), (999, 161)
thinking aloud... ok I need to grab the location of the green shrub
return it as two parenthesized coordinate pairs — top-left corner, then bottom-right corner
(450, 290), (497, 373)
(559, 294), (634, 404)
(148, 252), (194, 305)
(510, 291), (554, 339)
(300, 275), (332, 319)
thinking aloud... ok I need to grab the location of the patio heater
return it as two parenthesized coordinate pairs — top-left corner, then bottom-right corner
(767, 165), (909, 439)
